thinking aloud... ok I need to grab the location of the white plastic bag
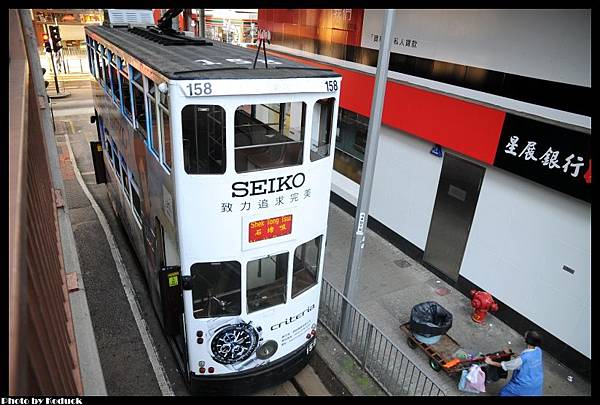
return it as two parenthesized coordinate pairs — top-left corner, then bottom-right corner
(466, 364), (486, 393)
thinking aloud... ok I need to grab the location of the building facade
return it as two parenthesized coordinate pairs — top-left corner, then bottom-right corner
(258, 9), (591, 378)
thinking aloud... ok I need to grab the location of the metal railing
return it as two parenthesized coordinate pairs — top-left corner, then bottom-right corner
(319, 278), (446, 396)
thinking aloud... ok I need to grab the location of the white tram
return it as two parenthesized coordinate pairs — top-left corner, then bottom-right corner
(84, 14), (341, 394)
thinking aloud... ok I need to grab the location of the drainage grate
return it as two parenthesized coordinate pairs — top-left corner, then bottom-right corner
(393, 259), (411, 269)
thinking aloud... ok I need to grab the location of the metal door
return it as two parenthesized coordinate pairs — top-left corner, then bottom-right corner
(423, 153), (485, 281)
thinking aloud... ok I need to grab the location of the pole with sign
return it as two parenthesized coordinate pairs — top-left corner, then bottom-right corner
(341, 9), (395, 339)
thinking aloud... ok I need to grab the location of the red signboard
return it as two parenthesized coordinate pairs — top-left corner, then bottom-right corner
(249, 215), (293, 243)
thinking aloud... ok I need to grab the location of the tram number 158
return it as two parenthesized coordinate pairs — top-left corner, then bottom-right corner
(186, 82), (213, 96)
(325, 80), (338, 92)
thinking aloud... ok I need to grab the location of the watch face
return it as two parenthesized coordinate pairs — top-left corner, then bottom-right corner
(210, 323), (260, 365)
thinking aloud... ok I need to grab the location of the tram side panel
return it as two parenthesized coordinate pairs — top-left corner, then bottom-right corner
(90, 77), (178, 321)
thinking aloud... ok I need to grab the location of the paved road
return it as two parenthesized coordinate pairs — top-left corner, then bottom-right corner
(51, 82), (330, 396)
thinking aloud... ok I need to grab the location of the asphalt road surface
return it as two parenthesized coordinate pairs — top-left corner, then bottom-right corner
(51, 80), (330, 396)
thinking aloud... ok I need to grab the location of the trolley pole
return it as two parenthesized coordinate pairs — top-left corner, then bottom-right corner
(341, 9), (395, 340)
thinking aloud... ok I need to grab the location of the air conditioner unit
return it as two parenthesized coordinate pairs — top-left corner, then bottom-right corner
(103, 9), (154, 27)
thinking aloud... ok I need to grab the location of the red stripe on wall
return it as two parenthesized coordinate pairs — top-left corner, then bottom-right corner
(267, 49), (506, 165)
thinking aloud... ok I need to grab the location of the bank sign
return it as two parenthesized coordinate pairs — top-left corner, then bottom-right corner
(493, 114), (591, 203)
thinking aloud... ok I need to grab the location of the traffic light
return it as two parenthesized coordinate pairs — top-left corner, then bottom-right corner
(43, 33), (52, 53)
(48, 26), (62, 53)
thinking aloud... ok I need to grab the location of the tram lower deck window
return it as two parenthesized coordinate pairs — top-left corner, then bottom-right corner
(234, 102), (305, 173)
(191, 261), (241, 318)
(181, 105), (226, 174)
(292, 235), (322, 298)
(246, 253), (288, 313)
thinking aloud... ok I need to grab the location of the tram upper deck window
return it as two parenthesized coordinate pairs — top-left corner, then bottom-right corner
(191, 261), (241, 318)
(181, 105), (226, 174)
(246, 253), (288, 313)
(130, 67), (147, 139)
(310, 98), (335, 161)
(108, 53), (120, 106)
(292, 235), (322, 298)
(234, 102), (305, 173)
(119, 59), (133, 122)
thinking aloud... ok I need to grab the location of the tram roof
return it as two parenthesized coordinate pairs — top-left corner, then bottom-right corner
(86, 25), (341, 81)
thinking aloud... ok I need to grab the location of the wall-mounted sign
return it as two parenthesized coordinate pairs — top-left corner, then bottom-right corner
(249, 214), (293, 243)
(493, 114), (591, 202)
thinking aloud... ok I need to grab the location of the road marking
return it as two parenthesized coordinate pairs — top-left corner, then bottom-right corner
(64, 134), (174, 396)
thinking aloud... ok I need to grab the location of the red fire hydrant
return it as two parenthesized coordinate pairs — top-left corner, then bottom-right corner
(470, 290), (499, 323)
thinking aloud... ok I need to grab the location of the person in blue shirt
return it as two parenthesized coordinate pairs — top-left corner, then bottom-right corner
(484, 330), (544, 396)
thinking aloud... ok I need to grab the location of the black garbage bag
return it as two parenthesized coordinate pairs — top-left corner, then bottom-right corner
(409, 301), (453, 337)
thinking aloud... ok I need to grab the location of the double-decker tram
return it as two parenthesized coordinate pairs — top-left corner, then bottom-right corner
(84, 13), (341, 394)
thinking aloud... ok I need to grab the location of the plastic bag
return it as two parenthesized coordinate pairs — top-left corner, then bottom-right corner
(466, 364), (486, 393)
(409, 301), (453, 337)
(458, 369), (480, 393)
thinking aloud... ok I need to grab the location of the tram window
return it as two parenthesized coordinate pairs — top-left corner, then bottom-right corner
(113, 144), (120, 178)
(292, 236), (322, 298)
(234, 102), (305, 173)
(311, 98), (335, 161)
(246, 253), (288, 313)
(131, 178), (142, 225)
(147, 81), (160, 157)
(120, 157), (130, 200)
(103, 49), (111, 95)
(191, 261), (241, 318)
(160, 107), (172, 169)
(130, 67), (147, 138)
(181, 105), (226, 174)
(120, 60), (133, 123)
(109, 54), (121, 106)
(96, 46), (105, 85)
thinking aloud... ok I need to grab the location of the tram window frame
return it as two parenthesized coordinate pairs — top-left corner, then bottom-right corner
(119, 58), (134, 125)
(86, 38), (96, 79)
(103, 48), (112, 96)
(112, 143), (120, 178)
(234, 102), (306, 173)
(246, 252), (288, 313)
(181, 105), (227, 175)
(146, 79), (161, 160)
(130, 177), (142, 228)
(310, 98), (335, 161)
(158, 94), (171, 170)
(120, 154), (131, 201)
(191, 261), (242, 319)
(130, 66), (148, 140)
(96, 44), (105, 86)
(108, 52), (121, 107)
(291, 235), (322, 298)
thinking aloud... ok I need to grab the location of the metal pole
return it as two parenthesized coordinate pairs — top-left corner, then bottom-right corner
(199, 9), (206, 38)
(343, 9), (395, 302)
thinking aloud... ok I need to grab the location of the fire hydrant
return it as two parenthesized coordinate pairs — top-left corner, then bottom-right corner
(470, 290), (498, 323)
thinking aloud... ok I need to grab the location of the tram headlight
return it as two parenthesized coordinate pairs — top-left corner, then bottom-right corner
(157, 82), (168, 93)
(256, 340), (278, 360)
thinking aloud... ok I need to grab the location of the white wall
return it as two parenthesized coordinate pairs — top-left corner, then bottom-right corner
(332, 125), (443, 250)
(461, 166), (591, 358)
(361, 9), (591, 87)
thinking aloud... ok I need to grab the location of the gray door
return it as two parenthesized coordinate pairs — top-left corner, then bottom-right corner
(423, 153), (485, 281)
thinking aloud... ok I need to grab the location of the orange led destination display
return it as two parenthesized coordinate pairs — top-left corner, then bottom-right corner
(249, 214), (293, 243)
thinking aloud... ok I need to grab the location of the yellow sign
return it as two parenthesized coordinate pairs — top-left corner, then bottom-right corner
(168, 272), (178, 287)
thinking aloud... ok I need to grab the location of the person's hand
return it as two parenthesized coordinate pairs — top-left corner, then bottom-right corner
(484, 356), (493, 365)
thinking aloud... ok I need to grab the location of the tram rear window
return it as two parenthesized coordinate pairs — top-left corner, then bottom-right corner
(181, 105), (226, 174)
(191, 261), (241, 318)
(247, 253), (288, 313)
(234, 102), (305, 173)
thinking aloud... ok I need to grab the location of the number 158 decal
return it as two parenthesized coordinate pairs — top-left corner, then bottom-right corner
(325, 80), (338, 92)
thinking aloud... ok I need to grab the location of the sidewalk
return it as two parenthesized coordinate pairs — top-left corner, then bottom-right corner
(321, 202), (591, 396)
